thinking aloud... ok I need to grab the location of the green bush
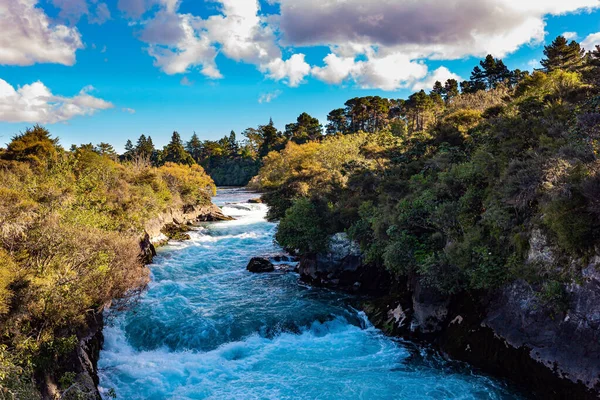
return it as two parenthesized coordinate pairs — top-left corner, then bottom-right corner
(275, 198), (329, 254)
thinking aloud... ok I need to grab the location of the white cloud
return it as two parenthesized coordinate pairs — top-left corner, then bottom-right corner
(258, 90), (282, 104)
(0, 79), (114, 123)
(145, 13), (221, 77)
(311, 54), (358, 84)
(122, 107), (136, 114)
(562, 31), (579, 40)
(582, 32), (600, 50)
(263, 54), (311, 87)
(412, 66), (463, 91)
(353, 53), (428, 90)
(137, 0), (312, 85)
(126, 0), (600, 90)
(0, 0), (83, 66)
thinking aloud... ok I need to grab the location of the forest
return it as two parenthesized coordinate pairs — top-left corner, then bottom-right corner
(255, 36), (600, 298)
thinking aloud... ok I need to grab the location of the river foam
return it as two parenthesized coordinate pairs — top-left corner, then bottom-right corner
(98, 188), (520, 400)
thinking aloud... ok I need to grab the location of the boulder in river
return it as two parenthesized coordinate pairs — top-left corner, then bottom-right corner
(246, 257), (275, 273)
(248, 198), (263, 204)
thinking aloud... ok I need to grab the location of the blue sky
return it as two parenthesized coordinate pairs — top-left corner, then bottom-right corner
(1, 0), (600, 152)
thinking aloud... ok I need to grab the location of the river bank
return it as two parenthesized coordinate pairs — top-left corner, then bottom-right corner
(96, 188), (521, 399)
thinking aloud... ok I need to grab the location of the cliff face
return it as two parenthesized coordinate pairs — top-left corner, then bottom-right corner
(44, 202), (231, 400)
(299, 232), (600, 399)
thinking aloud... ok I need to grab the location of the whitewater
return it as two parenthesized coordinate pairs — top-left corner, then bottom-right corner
(98, 188), (521, 400)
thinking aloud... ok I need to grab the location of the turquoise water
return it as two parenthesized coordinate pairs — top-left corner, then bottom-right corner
(98, 188), (520, 400)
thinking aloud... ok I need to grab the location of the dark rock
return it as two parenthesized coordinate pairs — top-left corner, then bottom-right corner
(139, 232), (157, 264)
(246, 257), (275, 273)
(298, 233), (390, 294)
(248, 198), (263, 204)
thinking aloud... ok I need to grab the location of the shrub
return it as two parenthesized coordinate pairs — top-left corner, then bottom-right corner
(275, 198), (329, 254)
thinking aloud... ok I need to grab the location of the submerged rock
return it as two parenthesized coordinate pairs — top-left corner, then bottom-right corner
(247, 257), (275, 273)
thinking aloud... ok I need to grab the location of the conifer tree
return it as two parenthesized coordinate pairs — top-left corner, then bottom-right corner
(541, 36), (585, 72)
(163, 131), (195, 165)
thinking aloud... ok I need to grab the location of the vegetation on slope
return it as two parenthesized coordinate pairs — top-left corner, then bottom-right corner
(0, 127), (215, 398)
(254, 37), (600, 299)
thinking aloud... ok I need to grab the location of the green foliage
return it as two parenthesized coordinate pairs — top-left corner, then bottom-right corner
(541, 35), (585, 72)
(275, 198), (329, 254)
(257, 48), (600, 299)
(0, 128), (216, 397)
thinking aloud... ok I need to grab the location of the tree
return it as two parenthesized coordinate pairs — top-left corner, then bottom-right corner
(95, 142), (118, 159)
(2, 125), (60, 167)
(227, 131), (239, 155)
(123, 139), (135, 161)
(285, 112), (323, 144)
(135, 134), (155, 160)
(186, 133), (203, 163)
(326, 108), (348, 134)
(468, 55), (511, 91)
(541, 36), (585, 72)
(258, 119), (286, 157)
(432, 81), (444, 96)
(444, 79), (460, 102)
(163, 131), (195, 165)
(584, 45), (600, 87)
(406, 90), (434, 132)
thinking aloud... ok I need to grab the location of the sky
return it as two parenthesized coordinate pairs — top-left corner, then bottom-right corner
(1, 0), (600, 151)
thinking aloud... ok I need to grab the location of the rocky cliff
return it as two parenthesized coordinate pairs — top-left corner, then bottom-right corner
(299, 231), (600, 399)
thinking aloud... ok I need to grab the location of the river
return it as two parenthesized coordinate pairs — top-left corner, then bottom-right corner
(98, 188), (521, 399)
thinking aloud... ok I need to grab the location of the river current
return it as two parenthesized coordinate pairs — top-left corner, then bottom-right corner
(98, 188), (520, 400)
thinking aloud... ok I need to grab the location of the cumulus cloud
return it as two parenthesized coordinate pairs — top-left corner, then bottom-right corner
(412, 66), (463, 91)
(258, 90), (282, 104)
(275, 0), (599, 59)
(125, 0), (600, 90)
(582, 32), (600, 50)
(0, 79), (114, 123)
(562, 31), (579, 40)
(0, 0), (83, 66)
(263, 54), (311, 87)
(136, 0), (311, 85)
(144, 12), (221, 77)
(311, 54), (358, 84)
(122, 107), (136, 114)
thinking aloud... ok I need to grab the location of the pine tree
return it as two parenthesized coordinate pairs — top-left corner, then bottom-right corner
(285, 113), (323, 144)
(258, 119), (285, 157)
(135, 134), (155, 160)
(163, 131), (195, 165)
(186, 133), (203, 163)
(228, 131), (239, 155)
(541, 36), (585, 72)
(95, 142), (117, 158)
(443, 79), (459, 102)
(326, 108), (348, 135)
(432, 81), (444, 96)
(123, 139), (135, 160)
